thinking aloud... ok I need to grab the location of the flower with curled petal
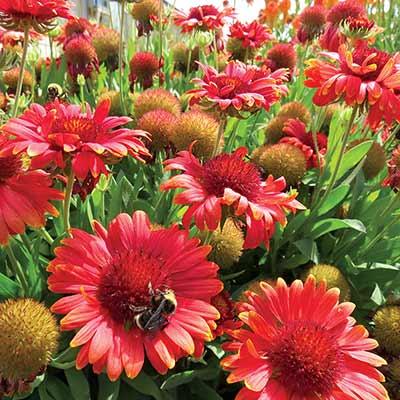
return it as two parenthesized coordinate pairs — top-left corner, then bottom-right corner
(160, 146), (304, 249)
(305, 44), (400, 130)
(188, 61), (288, 117)
(229, 20), (273, 50)
(3, 99), (151, 181)
(221, 276), (388, 400)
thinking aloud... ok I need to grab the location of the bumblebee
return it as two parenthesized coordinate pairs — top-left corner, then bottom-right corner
(134, 288), (177, 332)
(47, 83), (66, 102)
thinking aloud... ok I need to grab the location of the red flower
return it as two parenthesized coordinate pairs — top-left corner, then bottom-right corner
(174, 5), (235, 33)
(222, 276), (388, 400)
(3, 100), (151, 180)
(48, 211), (222, 381)
(0, 0), (71, 32)
(188, 61), (288, 117)
(211, 291), (242, 338)
(129, 51), (163, 89)
(0, 135), (63, 245)
(383, 145), (400, 191)
(281, 118), (328, 168)
(160, 146), (304, 249)
(264, 43), (297, 75)
(229, 20), (273, 49)
(297, 5), (326, 43)
(304, 44), (400, 130)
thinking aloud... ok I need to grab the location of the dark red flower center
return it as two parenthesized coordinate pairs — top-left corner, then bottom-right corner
(52, 117), (100, 143)
(189, 5), (219, 20)
(202, 153), (261, 200)
(214, 76), (247, 98)
(345, 47), (391, 81)
(97, 251), (169, 324)
(212, 291), (236, 323)
(267, 321), (343, 397)
(0, 155), (23, 182)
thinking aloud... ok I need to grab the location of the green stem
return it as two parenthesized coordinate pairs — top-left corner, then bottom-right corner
(186, 31), (195, 76)
(63, 170), (75, 235)
(20, 234), (31, 252)
(383, 124), (400, 151)
(12, 25), (30, 118)
(6, 244), (29, 295)
(310, 106), (358, 216)
(212, 115), (226, 158)
(225, 118), (241, 153)
(118, 0), (127, 115)
(40, 227), (54, 245)
(213, 32), (218, 70)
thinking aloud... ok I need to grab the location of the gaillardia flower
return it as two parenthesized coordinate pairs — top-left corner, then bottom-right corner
(48, 211), (222, 381)
(160, 146), (304, 249)
(304, 44), (400, 130)
(173, 5), (235, 33)
(264, 43), (297, 76)
(3, 100), (150, 181)
(0, 0), (71, 32)
(222, 276), (388, 400)
(0, 134), (63, 245)
(297, 5), (326, 44)
(0, 299), (59, 397)
(129, 51), (163, 90)
(383, 145), (400, 191)
(229, 20), (273, 50)
(188, 61), (288, 117)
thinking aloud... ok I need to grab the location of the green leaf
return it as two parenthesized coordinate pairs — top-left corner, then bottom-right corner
(123, 372), (163, 400)
(0, 272), (20, 299)
(309, 218), (366, 239)
(39, 376), (73, 400)
(190, 380), (223, 400)
(65, 368), (91, 400)
(98, 374), (120, 400)
(51, 347), (80, 369)
(316, 185), (349, 216)
(336, 141), (372, 181)
(370, 284), (385, 307)
(293, 239), (319, 264)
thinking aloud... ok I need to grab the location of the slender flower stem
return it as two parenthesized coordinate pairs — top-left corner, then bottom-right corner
(12, 25), (30, 118)
(158, 0), (163, 87)
(5, 244), (29, 295)
(63, 170), (75, 235)
(213, 32), (219, 70)
(119, 0), (127, 116)
(212, 115), (227, 158)
(225, 118), (241, 153)
(186, 31), (195, 76)
(40, 228), (54, 245)
(311, 106), (358, 215)
(383, 124), (400, 151)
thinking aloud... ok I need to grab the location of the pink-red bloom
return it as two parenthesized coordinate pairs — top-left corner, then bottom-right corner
(281, 118), (328, 168)
(383, 144), (400, 191)
(297, 5), (326, 43)
(48, 211), (222, 381)
(0, 134), (63, 245)
(173, 5), (235, 33)
(0, 0), (71, 32)
(222, 276), (388, 400)
(160, 146), (304, 249)
(304, 44), (400, 130)
(188, 61), (288, 116)
(229, 20), (273, 49)
(3, 100), (151, 181)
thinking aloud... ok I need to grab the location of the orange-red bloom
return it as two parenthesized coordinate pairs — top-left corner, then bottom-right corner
(188, 61), (288, 116)
(174, 5), (235, 33)
(229, 20), (273, 49)
(304, 44), (400, 130)
(3, 100), (151, 180)
(0, 135), (63, 245)
(0, 0), (71, 32)
(48, 211), (222, 381)
(222, 276), (388, 400)
(160, 146), (304, 249)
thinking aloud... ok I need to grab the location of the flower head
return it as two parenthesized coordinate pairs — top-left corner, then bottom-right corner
(373, 305), (400, 355)
(92, 26), (120, 71)
(129, 51), (162, 89)
(211, 290), (242, 337)
(161, 147), (304, 249)
(0, 299), (59, 397)
(297, 5), (326, 43)
(0, 0), (71, 32)
(264, 43), (297, 74)
(3, 66), (33, 94)
(188, 61), (288, 117)
(131, 0), (161, 36)
(173, 5), (235, 33)
(134, 88), (181, 120)
(3, 100), (151, 181)
(229, 20), (273, 50)
(277, 101), (311, 125)
(281, 118), (328, 168)
(304, 44), (400, 130)
(222, 276), (388, 400)
(383, 145), (400, 191)
(0, 134), (63, 245)
(48, 211), (223, 381)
